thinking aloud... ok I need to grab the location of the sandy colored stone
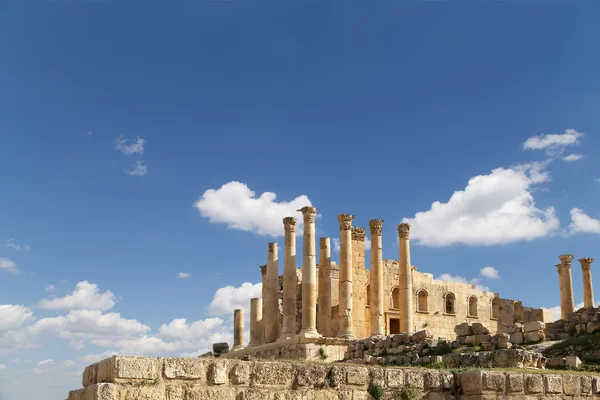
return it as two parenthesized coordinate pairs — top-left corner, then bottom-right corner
(461, 371), (483, 395)
(163, 358), (208, 381)
(482, 371), (505, 392)
(345, 366), (368, 386)
(233, 309), (245, 350)
(557, 255), (576, 319)
(405, 370), (425, 389)
(209, 361), (228, 385)
(544, 374), (563, 394)
(317, 237), (332, 337)
(523, 321), (545, 332)
(337, 214), (355, 339)
(186, 387), (236, 400)
(295, 364), (330, 387)
(368, 219), (385, 336)
(230, 362), (250, 385)
(281, 217), (297, 340)
(252, 362), (294, 387)
(581, 375), (592, 394)
(121, 384), (165, 400)
(82, 363), (98, 387)
(165, 385), (184, 400)
(397, 223), (413, 333)
(580, 257), (595, 309)
(298, 206), (320, 338)
(250, 298), (262, 346)
(525, 375), (543, 394)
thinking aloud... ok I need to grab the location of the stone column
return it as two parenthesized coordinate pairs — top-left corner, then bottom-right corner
(351, 227), (367, 339)
(260, 264), (267, 343)
(369, 219), (384, 336)
(318, 237), (332, 337)
(580, 257), (595, 309)
(338, 214), (356, 339)
(397, 223), (413, 333)
(249, 298), (262, 347)
(264, 243), (279, 343)
(280, 217), (297, 341)
(232, 309), (244, 350)
(557, 254), (575, 319)
(298, 206), (321, 338)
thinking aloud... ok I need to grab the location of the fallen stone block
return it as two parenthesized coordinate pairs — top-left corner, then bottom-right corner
(566, 355), (582, 368)
(523, 321), (546, 332)
(411, 329), (433, 342)
(472, 322), (490, 335)
(510, 332), (524, 344)
(454, 322), (474, 336)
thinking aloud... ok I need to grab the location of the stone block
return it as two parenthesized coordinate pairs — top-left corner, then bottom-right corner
(345, 366), (368, 386)
(230, 362), (250, 385)
(385, 369), (404, 388)
(474, 334), (492, 344)
(562, 374), (580, 395)
(209, 362), (228, 385)
(121, 384), (166, 400)
(501, 323), (523, 334)
(525, 375), (543, 394)
(369, 367), (385, 386)
(440, 371), (454, 390)
(482, 371), (505, 392)
(455, 322), (474, 336)
(581, 375), (592, 394)
(166, 385), (184, 400)
(565, 355), (582, 368)
(163, 358), (208, 381)
(493, 333), (510, 343)
(481, 343), (495, 351)
(507, 373), (524, 393)
(544, 374), (563, 394)
(186, 387), (236, 400)
(252, 362), (294, 387)
(587, 321), (600, 333)
(524, 331), (544, 343)
(82, 363), (98, 387)
(405, 370), (425, 389)
(461, 371), (483, 395)
(510, 332), (524, 344)
(472, 322), (490, 335)
(497, 341), (512, 349)
(423, 370), (441, 390)
(295, 364), (330, 388)
(115, 356), (158, 380)
(412, 329), (433, 342)
(594, 376), (600, 394)
(96, 357), (115, 383)
(546, 357), (565, 368)
(523, 321), (546, 332)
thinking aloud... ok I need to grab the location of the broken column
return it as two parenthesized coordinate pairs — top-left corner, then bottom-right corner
(298, 206), (320, 338)
(317, 237), (332, 337)
(338, 213), (356, 339)
(264, 242), (279, 343)
(580, 257), (595, 308)
(232, 309), (244, 350)
(397, 222), (414, 333)
(557, 254), (575, 319)
(369, 219), (384, 336)
(249, 297), (262, 346)
(280, 217), (297, 341)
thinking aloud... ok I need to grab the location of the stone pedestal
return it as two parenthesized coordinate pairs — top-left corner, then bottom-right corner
(264, 243), (279, 343)
(317, 237), (332, 337)
(249, 298), (262, 347)
(369, 219), (384, 336)
(397, 223), (413, 333)
(233, 309), (244, 350)
(580, 257), (595, 308)
(280, 217), (297, 341)
(557, 254), (575, 320)
(298, 206), (321, 339)
(337, 214), (356, 340)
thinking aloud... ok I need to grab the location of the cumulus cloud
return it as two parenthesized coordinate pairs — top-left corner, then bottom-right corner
(522, 129), (582, 156)
(115, 135), (146, 155)
(207, 282), (262, 317)
(567, 208), (600, 235)
(38, 281), (117, 311)
(0, 305), (34, 333)
(78, 351), (120, 364)
(158, 317), (224, 341)
(176, 272), (191, 279)
(193, 181), (313, 237)
(437, 273), (490, 292)
(403, 162), (559, 246)
(480, 266), (499, 279)
(563, 154), (583, 162)
(547, 302), (586, 322)
(0, 257), (19, 274)
(37, 359), (53, 366)
(6, 238), (30, 251)
(124, 160), (147, 177)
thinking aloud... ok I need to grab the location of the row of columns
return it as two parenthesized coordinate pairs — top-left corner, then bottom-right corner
(557, 255), (595, 319)
(231, 209), (414, 349)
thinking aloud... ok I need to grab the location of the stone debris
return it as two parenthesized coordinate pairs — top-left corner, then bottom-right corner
(455, 321), (546, 349)
(443, 348), (546, 369)
(546, 306), (600, 340)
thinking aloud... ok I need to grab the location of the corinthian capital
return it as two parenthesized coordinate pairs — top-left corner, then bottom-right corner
(338, 214), (355, 231)
(559, 254), (574, 267)
(369, 219), (384, 235)
(580, 257), (595, 271)
(351, 227), (366, 241)
(297, 206), (317, 223)
(397, 222), (411, 239)
(556, 263), (563, 276)
(283, 217), (297, 232)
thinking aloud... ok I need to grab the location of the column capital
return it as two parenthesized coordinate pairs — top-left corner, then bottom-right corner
(397, 222), (411, 239)
(297, 206), (317, 223)
(559, 254), (574, 266)
(351, 227), (366, 241)
(369, 219), (384, 235)
(283, 217), (297, 232)
(260, 264), (267, 275)
(338, 214), (355, 231)
(580, 257), (595, 271)
(555, 263), (563, 275)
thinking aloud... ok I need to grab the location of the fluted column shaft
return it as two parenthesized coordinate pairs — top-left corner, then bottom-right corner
(398, 223), (413, 333)
(557, 254), (575, 319)
(299, 206), (320, 338)
(318, 237), (332, 337)
(369, 219), (384, 336)
(280, 217), (297, 340)
(581, 258), (595, 309)
(264, 243), (279, 343)
(249, 298), (262, 346)
(233, 309), (244, 350)
(338, 214), (356, 339)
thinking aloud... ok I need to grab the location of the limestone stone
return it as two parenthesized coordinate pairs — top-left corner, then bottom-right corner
(565, 355), (582, 368)
(405, 370), (425, 389)
(368, 219), (385, 336)
(82, 363), (98, 387)
(166, 385), (184, 400)
(252, 362), (294, 387)
(580, 257), (595, 309)
(345, 366), (368, 386)
(233, 309), (245, 350)
(562, 374), (580, 396)
(250, 298), (263, 346)
(587, 320), (600, 333)
(423, 370), (441, 390)
(397, 223), (413, 333)
(582, 375), (592, 394)
(411, 329), (433, 342)
(281, 217), (297, 341)
(385, 369), (404, 388)
(523, 331), (544, 343)
(482, 371), (505, 392)
(317, 237), (332, 337)
(264, 242), (279, 343)
(454, 323), (474, 336)
(298, 207), (320, 338)
(461, 371), (483, 395)
(557, 255), (576, 319)
(507, 373), (524, 393)
(122, 384), (166, 400)
(525, 375), (543, 394)
(164, 358), (208, 381)
(523, 321), (545, 332)
(510, 332), (524, 344)
(230, 362), (250, 385)
(471, 323), (490, 335)
(295, 364), (329, 388)
(544, 374), (563, 394)
(186, 387), (237, 400)
(209, 361), (228, 385)
(337, 214), (355, 339)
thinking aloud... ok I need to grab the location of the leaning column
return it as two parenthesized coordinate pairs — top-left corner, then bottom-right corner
(558, 254), (575, 319)
(397, 223), (414, 333)
(369, 219), (385, 336)
(249, 298), (262, 346)
(232, 309), (244, 350)
(580, 257), (595, 309)
(280, 217), (298, 340)
(338, 214), (356, 339)
(298, 206), (320, 338)
(317, 237), (332, 337)
(263, 242), (279, 343)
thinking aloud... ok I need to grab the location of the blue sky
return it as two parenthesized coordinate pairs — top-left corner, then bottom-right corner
(1, 1), (600, 399)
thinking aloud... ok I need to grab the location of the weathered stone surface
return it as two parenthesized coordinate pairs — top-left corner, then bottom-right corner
(524, 330), (545, 343)
(482, 371), (505, 392)
(510, 332), (524, 344)
(345, 366), (368, 386)
(82, 363), (98, 387)
(471, 323), (490, 335)
(454, 323), (474, 336)
(385, 369), (403, 388)
(562, 374), (580, 395)
(582, 375), (592, 394)
(507, 373), (524, 393)
(230, 362), (250, 385)
(565, 355), (582, 368)
(122, 384), (166, 400)
(252, 362), (294, 386)
(461, 371), (483, 395)
(187, 387), (236, 400)
(209, 361), (228, 385)
(163, 358), (208, 381)
(115, 356), (157, 380)
(525, 375), (543, 394)
(544, 374), (563, 394)
(523, 321), (546, 332)
(295, 364), (329, 387)
(405, 370), (425, 389)
(411, 329), (433, 342)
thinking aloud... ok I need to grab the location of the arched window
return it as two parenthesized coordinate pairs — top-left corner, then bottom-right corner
(444, 292), (456, 314)
(514, 301), (523, 322)
(416, 289), (428, 312)
(491, 297), (500, 319)
(366, 284), (371, 307)
(468, 296), (478, 317)
(391, 287), (400, 309)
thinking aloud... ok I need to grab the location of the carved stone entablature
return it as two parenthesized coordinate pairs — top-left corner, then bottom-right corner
(283, 217), (297, 232)
(351, 227), (366, 241)
(338, 214), (355, 231)
(297, 206), (317, 223)
(369, 219), (384, 235)
(559, 254), (574, 267)
(397, 222), (411, 239)
(580, 257), (595, 271)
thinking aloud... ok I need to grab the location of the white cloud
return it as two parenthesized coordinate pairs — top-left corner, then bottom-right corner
(207, 282), (262, 317)
(176, 272), (191, 279)
(44, 285), (56, 292)
(193, 181), (313, 237)
(0, 257), (20, 274)
(115, 135), (146, 155)
(78, 351), (120, 364)
(0, 364), (6, 369)
(567, 208), (600, 235)
(563, 154), (583, 162)
(38, 281), (117, 311)
(124, 160), (147, 177)
(403, 162), (559, 246)
(68, 340), (84, 350)
(37, 359), (53, 366)
(522, 129), (582, 156)
(331, 237), (371, 252)
(547, 302), (586, 322)
(6, 238), (30, 251)
(0, 305), (34, 334)
(158, 317), (224, 341)
(480, 266), (499, 279)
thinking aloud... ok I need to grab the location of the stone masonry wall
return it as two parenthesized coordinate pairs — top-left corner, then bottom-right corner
(68, 356), (600, 400)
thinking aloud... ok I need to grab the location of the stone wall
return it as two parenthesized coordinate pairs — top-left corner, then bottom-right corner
(67, 356), (600, 400)
(546, 306), (600, 340)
